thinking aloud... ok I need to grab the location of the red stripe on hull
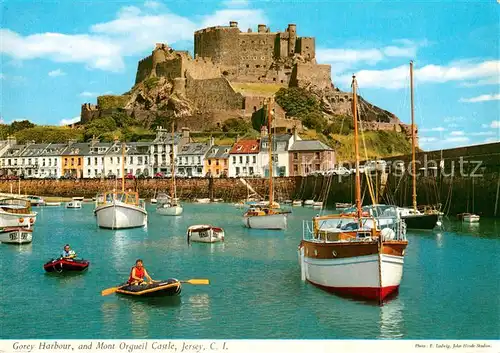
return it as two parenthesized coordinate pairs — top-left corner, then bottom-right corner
(309, 280), (399, 302)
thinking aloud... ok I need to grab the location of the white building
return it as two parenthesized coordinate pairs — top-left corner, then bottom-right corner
(177, 138), (213, 177)
(38, 143), (67, 178)
(151, 126), (183, 176)
(258, 128), (301, 177)
(228, 139), (261, 177)
(83, 140), (112, 179)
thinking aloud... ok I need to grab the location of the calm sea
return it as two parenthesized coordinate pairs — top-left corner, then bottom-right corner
(0, 203), (498, 339)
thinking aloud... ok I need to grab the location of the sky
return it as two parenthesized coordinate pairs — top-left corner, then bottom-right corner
(0, 0), (499, 151)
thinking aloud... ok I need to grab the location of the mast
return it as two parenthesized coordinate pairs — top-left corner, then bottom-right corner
(410, 60), (417, 212)
(352, 75), (362, 219)
(171, 120), (177, 201)
(121, 142), (125, 192)
(268, 98), (274, 208)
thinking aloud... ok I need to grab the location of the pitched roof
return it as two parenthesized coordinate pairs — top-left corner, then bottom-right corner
(61, 142), (90, 156)
(178, 142), (211, 156)
(41, 143), (68, 156)
(229, 139), (260, 154)
(288, 140), (333, 152)
(206, 145), (231, 159)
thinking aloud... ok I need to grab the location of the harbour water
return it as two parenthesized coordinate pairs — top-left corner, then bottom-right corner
(0, 203), (498, 339)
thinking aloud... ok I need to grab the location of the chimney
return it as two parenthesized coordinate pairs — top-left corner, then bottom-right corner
(235, 134), (240, 143)
(68, 139), (77, 147)
(260, 125), (268, 137)
(229, 21), (238, 28)
(7, 135), (16, 146)
(258, 24), (267, 33)
(91, 135), (99, 147)
(210, 136), (215, 147)
(113, 135), (119, 144)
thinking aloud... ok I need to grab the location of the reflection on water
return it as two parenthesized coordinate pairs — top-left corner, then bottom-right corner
(435, 232), (444, 248)
(379, 300), (404, 339)
(185, 293), (212, 322)
(129, 300), (151, 338)
(101, 302), (119, 335)
(3, 242), (33, 255)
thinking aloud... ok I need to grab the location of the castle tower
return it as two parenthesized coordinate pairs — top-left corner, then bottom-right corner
(287, 24), (297, 56)
(258, 24), (267, 33)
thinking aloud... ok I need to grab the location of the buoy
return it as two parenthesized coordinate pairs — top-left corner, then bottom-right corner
(29, 218), (34, 224)
(19, 218), (24, 223)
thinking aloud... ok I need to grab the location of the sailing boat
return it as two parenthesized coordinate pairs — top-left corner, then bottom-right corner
(458, 177), (480, 223)
(157, 122), (183, 216)
(397, 61), (440, 230)
(298, 75), (408, 302)
(95, 142), (148, 229)
(242, 98), (289, 229)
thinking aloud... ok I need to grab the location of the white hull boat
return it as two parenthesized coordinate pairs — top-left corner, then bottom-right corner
(0, 200), (37, 228)
(196, 198), (211, 204)
(298, 244), (404, 300)
(66, 201), (82, 209)
(157, 204), (183, 216)
(313, 201), (323, 209)
(304, 199), (314, 206)
(187, 225), (225, 243)
(463, 214), (480, 223)
(292, 200), (303, 206)
(151, 199), (157, 204)
(242, 211), (287, 230)
(95, 199), (147, 229)
(45, 202), (61, 207)
(0, 227), (33, 244)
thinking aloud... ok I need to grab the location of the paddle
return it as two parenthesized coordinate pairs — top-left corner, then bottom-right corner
(101, 279), (209, 296)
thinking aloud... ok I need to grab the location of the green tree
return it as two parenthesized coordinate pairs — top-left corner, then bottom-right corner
(275, 87), (321, 118)
(9, 120), (35, 134)
(302, 112), (327, 132)
(222, 118), (252, 133)
(84, 117), (117, 140)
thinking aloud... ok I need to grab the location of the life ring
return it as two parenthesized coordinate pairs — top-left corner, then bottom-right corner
(18, 218), (24, 223)
(29, 218), (34, 224)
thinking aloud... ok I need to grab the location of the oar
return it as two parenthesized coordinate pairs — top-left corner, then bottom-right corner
(180, 279), (209, 285)
(101, 286), (123, 296)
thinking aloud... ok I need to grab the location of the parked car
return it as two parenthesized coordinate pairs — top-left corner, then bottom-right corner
(125, 173), (136, 179)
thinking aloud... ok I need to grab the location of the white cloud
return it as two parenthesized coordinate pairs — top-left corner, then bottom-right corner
(223, 0), (249, 8)
(79, 91), (98, 97)
(420, 126), (446, 132)
(59, 116), (80, 125)
(144, 1), (162, 9)
(450, 131), (464, 136)
(485, 137), (499, 143)
(48, 69), (66, 77)
(336, 60), (500, 90)
(470, 131), (496, 136)
(461, 76), (500, 87)
(419, 137), (437, 143)
(0, 3), (266, 72)
(490, 120), (500, 129)
(444, 136), (470, 143)
(460, 93), (500, 103)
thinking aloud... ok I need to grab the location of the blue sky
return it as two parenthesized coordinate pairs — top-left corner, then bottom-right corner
(1, 0), (498, 151)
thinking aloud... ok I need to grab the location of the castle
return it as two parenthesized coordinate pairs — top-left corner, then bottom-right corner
(135, 22), (332, 89)
(81, 21), (409, 137)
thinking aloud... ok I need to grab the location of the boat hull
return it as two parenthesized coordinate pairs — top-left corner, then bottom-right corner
(43, 258), (90, 272)
(116, 279), (182, 297)
(402, 213), (439, 230)
(242, 213), (287, 230)
(0, 210), (37, 228)
(95, 202), (147, 229)
(0, 227), (33, 244)
(299, 240), (407, 302)
(66, 201), (82, 209)
(157, 205), (183, 216)
(187, 226), (224, 243)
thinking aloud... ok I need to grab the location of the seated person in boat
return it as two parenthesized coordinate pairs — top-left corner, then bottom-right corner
(61, 244), (76, 259)
(127, 259), (154, 285)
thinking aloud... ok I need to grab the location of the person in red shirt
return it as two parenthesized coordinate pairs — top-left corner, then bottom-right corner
(127, 259), (154, 285)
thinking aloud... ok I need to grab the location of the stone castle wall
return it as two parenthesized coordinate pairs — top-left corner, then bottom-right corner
(185, 74), (245, 112)
(291, 63), (332, 90)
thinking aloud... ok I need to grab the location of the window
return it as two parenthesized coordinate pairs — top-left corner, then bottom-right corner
(249, 167), (254, 175)
(252, 156), (256, 163)
(216, 160), (219, 166)
(315, 152), (320, 159)
(236, 167), (240, 175)
(232, 156), (236, 164)
(88, 169), (91, 176)
(130, 157), (134, 164)
(95, 169), (98, 176)
(246, 156), (249, 164)
(243, 167), (247, 173)
(87, 157), (90, 165)
(197, 156), (201, 164)
(49, 159), (52, 166)
(110, 157), (113, 164)
(208, 160), (212, 165)
(42, 159), (46, 166)
(293, 153), (298, 160)
(294, 165), (298, 173)
(315, 164), (320, 171)
(239, 156), (243, 164)
(78, 159), (81, 166)
(117, 157), (120, 164)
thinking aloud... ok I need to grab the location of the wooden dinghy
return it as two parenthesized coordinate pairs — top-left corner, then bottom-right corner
(116, 279), (182, 297)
